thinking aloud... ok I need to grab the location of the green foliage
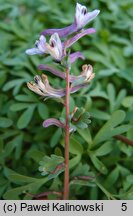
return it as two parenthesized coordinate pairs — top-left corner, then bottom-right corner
(39, 155), (64, 180)
(93, 110), (131, 145)
(0, 0), (133, 200)
(71, 108), (91, 129)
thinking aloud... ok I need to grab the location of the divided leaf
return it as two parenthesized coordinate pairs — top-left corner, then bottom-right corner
(39, 154), (64, 180)
(94, 110), (131, 145)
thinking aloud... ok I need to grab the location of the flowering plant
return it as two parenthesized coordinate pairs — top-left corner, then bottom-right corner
(26, 2), (100, 199)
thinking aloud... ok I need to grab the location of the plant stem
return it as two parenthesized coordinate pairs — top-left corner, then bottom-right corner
(63, 67), (70, 200)
(114, 135), (133, 147)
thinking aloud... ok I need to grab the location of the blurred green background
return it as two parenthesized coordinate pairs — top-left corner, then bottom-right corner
(0, 0), (133, 200)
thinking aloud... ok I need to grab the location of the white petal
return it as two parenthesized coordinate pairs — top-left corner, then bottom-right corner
(48, 33), (63, 60)
(76, 3), (84, 13)
(34, 75), (46, 92)
(75, 3), (100, 30)
(83, 10), (100, 26)
(38, 35), (47, 52)
(50, 33), (62, 50)
(75, 3), (87, 29)
(25, 48), (43, 55)
(39, 35), (46, 43)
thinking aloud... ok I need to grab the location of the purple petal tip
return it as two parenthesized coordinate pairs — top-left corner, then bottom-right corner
(42, 118), (65, 129)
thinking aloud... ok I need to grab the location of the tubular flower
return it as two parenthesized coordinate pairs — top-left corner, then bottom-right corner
(26, 33), (63, 61)
(38, 64), (95, 83)
(26, 30), (94, 62)
(43, 118), (75, 133)
(27, 74), (65, 99)
(45, 33), (63, 62)
(75, 3), (100, 31)
(80, 64), (95, 82)
(41, 3), (100, 38)
(27, 71), (94, 100)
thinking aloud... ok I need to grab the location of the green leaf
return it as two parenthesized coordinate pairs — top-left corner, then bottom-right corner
(107, 83), (115, 112)
(70, 97), (75, 112)
(94, 110), (131, 145)
(114, 89), (126, 110)
(94, 141), (113, 156)
(96, 181), (115, 200)
(70, 179), (96, 187)
(69, 155), (81, 169)
(38, 103), (49, 119)
(28, 150), (45, 163)
(4, 167), (37, 185)
(3, 79), (26, 91)
(69, 137), (83, 155)
(98, 68), (118, 77)
(122, 96), (133, 108)
(89, 83), (108, 99)
(127, 175), (133, 183)
(89, 153), (108, 174)
(91, 109), (110, 120)
(110, 47), (126, 69)
(104, 167), (119, 188)
(3, 134), (23, 158)
(50, 128), (62, 147)
(77, 128), (92, 145)
(10, 103), (31, 111)
(72, 108), (91, 129)
(0, 139), (3, 152)
(17, 105), (36, 129)
(3, 178), (48, 200)
(15, 94), (37, 102)
(39, 155), (64, 180)
(71, 163), (90, 177)
(0, 117), (13, 128)
(118, 68), (133, 83)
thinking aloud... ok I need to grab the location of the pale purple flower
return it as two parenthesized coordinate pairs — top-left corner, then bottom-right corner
(41, 3), (100, 38)
(26, 33), (63, 61)
(69, 52), (85, 63)
(43, 118), (75, 132)
(63, 28), (96, 50)
(45, 33), (63, 62)
(38, 64), (95, 83)
(38, 65), (65, 80)
(75, 3), (100, 31)
(27, 74), (65, 99)
(27, 71), (94, 100)
(25, 35), (47, 55)
(26, 29), (95, 62)
(41, 23), (76, 38)
(43, 118), (65, 129)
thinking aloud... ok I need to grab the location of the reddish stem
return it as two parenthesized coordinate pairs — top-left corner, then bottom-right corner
(114, 135), (133, 147)
(63, 67), (70, 200)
